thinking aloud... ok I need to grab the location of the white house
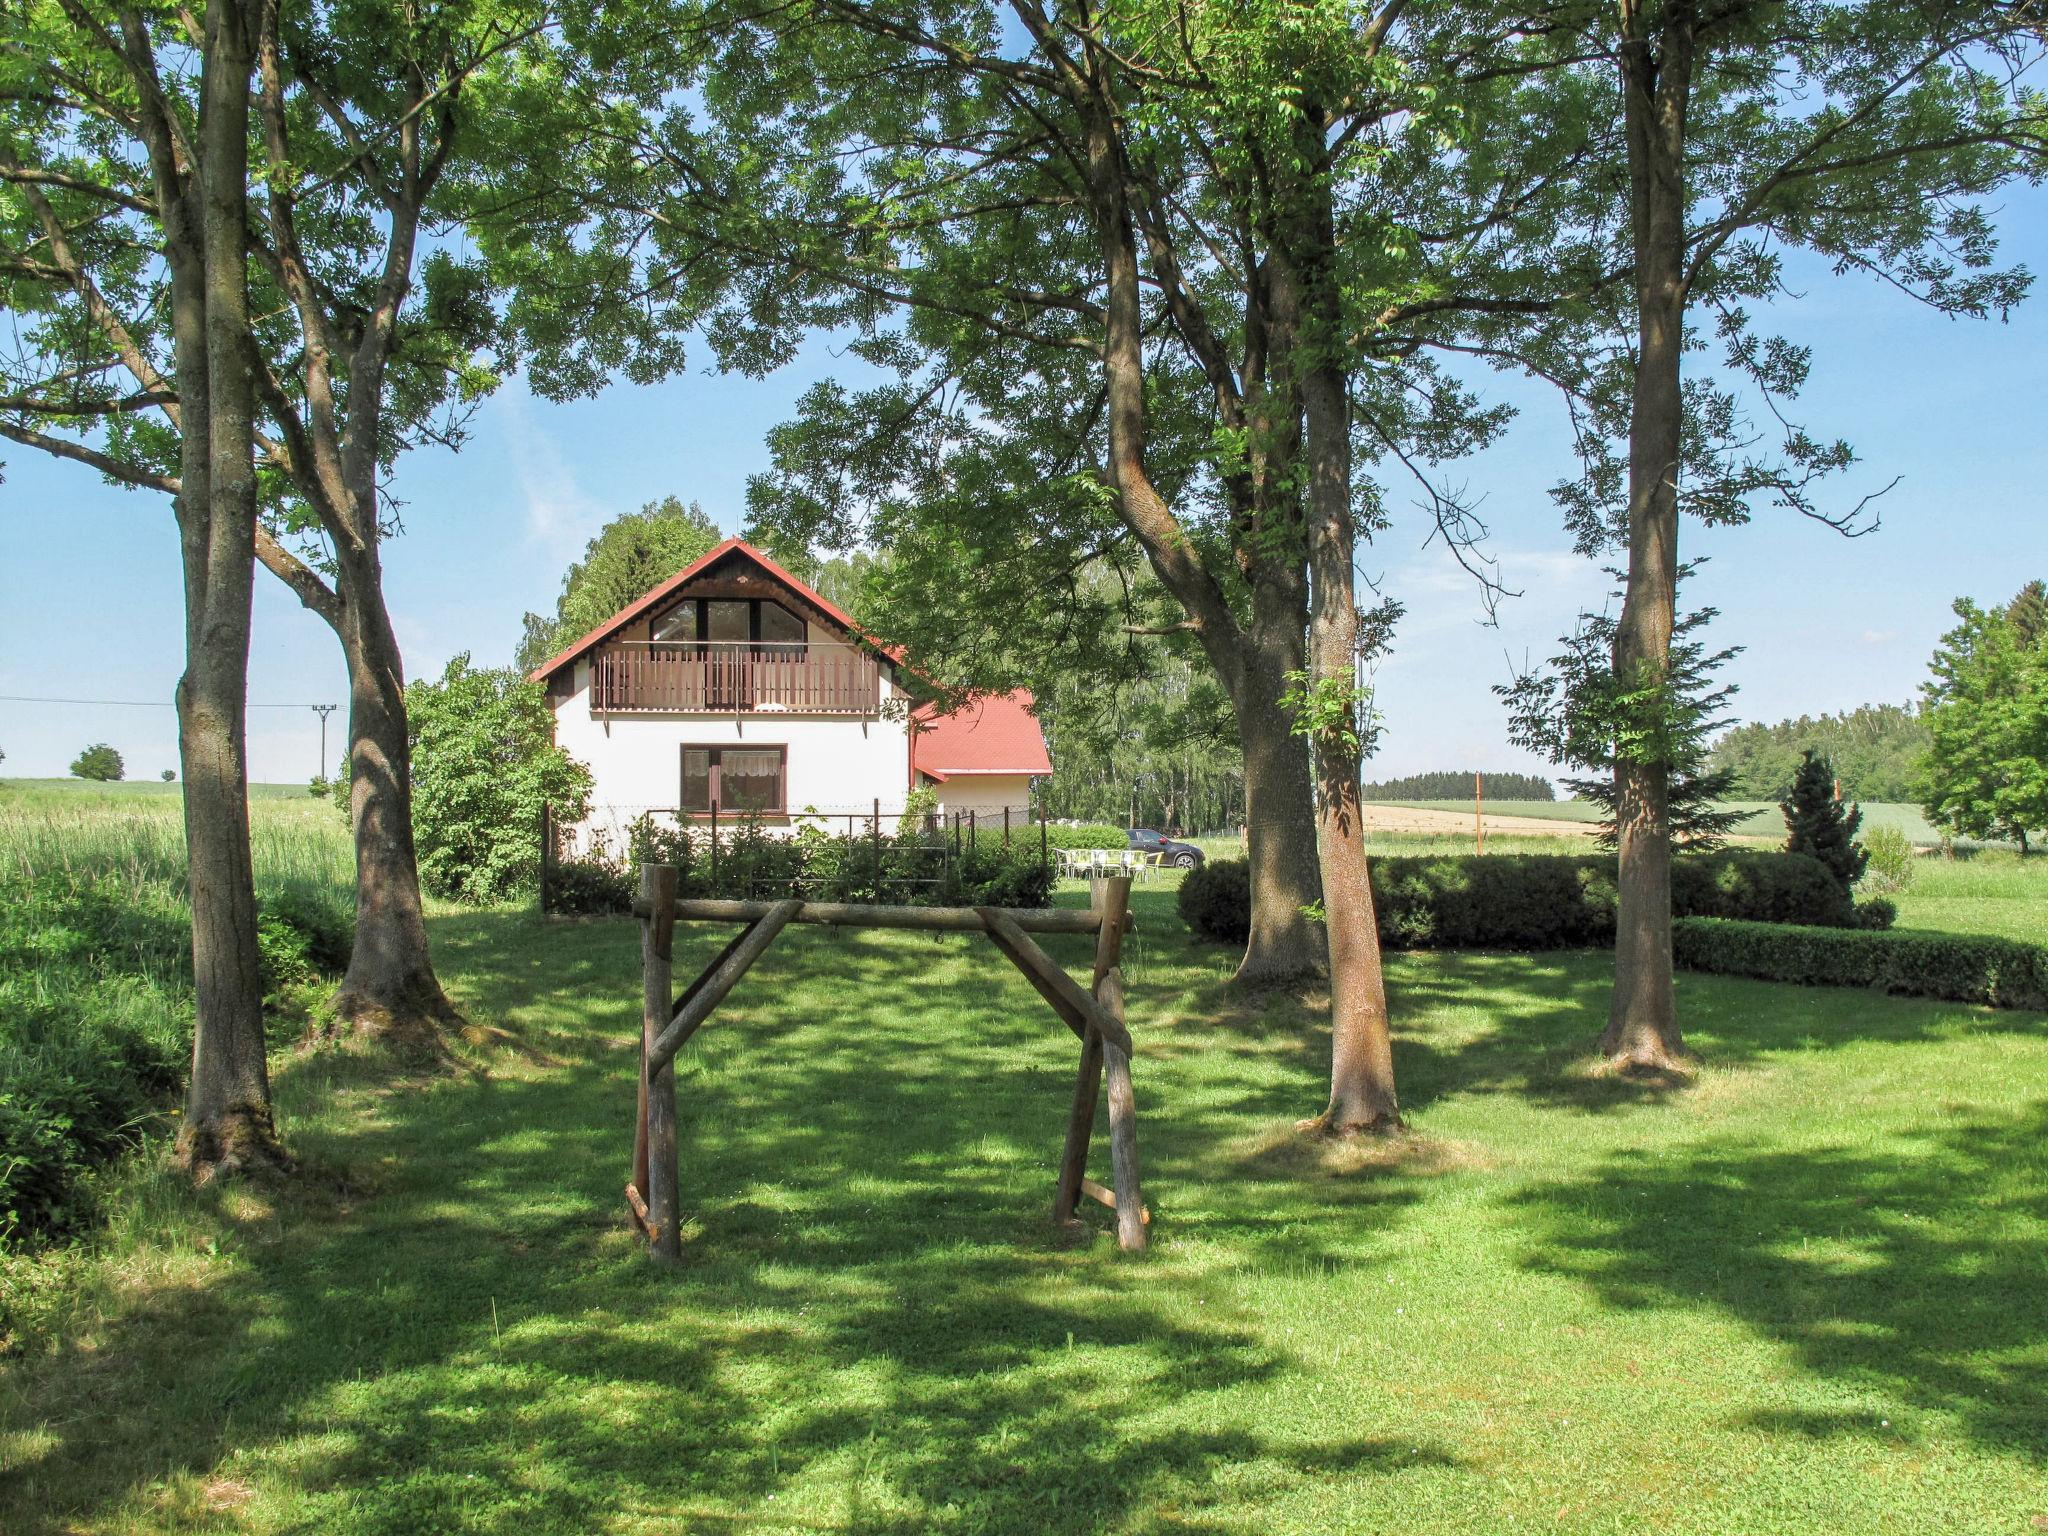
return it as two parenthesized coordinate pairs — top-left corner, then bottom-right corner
(528, 538), (1052, 849)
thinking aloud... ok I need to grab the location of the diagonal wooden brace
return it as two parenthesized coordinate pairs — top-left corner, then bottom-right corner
(647, 897), (803, 1072)
(977, 906), (1134, 1057)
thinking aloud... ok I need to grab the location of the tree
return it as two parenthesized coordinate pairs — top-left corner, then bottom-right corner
(1, 2), (571, 1048)
(1530, 0), (2043, 1070)
(1710, 703), (1929, 801)
(1781, 749), (1868, 888)
(161, 768), (176, 782)
(487, 0), (1569, 1003)
(1, 0), (281, 1169)
(69, 743), (125, 782)
(1919, 584), (2048, 851)
(407, 655), (593, 903)
(515, 497), (722, 672)
(1504, 595), (1748, 853)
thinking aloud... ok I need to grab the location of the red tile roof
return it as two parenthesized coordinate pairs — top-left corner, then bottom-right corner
(911, 691), (1052, 780)
(525, 536), (891, 682)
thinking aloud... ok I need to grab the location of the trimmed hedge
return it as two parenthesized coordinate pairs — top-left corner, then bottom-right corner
(1673, 918), (2048, 1011)
(1179, 851), (1873, 950)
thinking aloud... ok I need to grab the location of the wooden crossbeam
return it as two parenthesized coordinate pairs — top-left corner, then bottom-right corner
(976, 906), (1135, 1056)
(647, 898), (803, 1072)
(1079, 1178), (1149, 1225)
(642, 896), (1104, 935)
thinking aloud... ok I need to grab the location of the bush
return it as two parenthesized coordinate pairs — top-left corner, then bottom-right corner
(1861, 824), (1915, 893)
(545, 814), (1057, 914)
(409, 654), (593, 903)
(1178, 851), (1859, 950)
(1673, 918), (2048, 1010)
(0, 873), (190, 1245)
(1177, 858), (1251, 944)
(1041, 822), (1130, 852)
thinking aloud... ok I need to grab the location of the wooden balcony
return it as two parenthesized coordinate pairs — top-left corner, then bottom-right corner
(589, 642), (882, 715)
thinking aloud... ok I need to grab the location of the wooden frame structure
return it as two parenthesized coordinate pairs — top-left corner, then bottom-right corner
(628, 866), (1149, 1259)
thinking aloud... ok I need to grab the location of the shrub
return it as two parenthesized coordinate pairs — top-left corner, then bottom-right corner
(546, 814), (1057, 914)
(1178, 851), (1858, 950)
(1781, 749), (1867, 889)
(1853, 897), (1899, 930)
(69, 743), (124, 782)
(1861, 824), (1915, 894)
(1178, 858), (1251, 944)
(409, 654), (593, 903)
(1041, 822), (1130, 852)
(1673, 918), (2048, 1011)
(0, 873), (191, 1245)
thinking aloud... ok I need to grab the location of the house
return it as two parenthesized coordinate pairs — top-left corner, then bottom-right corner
(527, 538), (1051, 849)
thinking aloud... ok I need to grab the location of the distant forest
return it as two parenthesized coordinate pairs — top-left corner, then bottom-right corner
(1708, 703), (1929, 802)
(1362, 771), (1556, 802)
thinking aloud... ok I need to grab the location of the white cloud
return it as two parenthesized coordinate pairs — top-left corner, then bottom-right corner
(503, 391), (604, 556)
(1860, 627), (1898, 646)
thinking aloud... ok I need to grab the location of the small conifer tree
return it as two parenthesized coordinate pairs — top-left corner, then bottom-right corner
(1781, 749), (1867, 888)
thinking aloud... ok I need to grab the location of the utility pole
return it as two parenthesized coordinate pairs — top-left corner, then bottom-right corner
(312, 704), (337, 781)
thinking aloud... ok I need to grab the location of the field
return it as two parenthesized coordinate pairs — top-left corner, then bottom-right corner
(1380, 797), (1971, 846)
(2, 782), (2046, 1534)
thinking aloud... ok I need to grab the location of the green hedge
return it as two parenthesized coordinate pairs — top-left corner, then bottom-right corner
(1673, 918), (2048, 1011)
(1179, 851), (1873, 950)
(548, 814), (1056, 916)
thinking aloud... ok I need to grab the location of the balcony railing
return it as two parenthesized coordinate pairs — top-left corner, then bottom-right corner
(590, 641), (882, 715)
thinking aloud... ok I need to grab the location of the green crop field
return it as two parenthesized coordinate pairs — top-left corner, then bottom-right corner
(3, 782), (2045, 1534)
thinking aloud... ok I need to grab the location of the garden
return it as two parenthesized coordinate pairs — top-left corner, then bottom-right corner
(3, 781), (2045, 1534)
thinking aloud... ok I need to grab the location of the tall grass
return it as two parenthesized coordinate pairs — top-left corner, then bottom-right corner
(0, 783), (356, 1249)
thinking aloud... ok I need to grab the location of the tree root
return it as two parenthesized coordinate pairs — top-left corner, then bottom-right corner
(329, 980), (462, 1064)
(176, 1102), (293, 1184)
(1296, 1107), (1405, 1140)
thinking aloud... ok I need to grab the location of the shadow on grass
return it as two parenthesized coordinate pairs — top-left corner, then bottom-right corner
(3, 899), (1461, 1534)
(1513, 1098), (2048, 1459)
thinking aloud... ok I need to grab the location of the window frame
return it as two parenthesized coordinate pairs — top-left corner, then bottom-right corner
(679, 742), (789, 818)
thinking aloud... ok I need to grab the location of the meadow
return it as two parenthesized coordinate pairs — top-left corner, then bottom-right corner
(1384, 796), (1971, 846)
(1, 781), (2044, 1534)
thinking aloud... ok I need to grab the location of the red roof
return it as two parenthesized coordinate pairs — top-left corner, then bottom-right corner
(525, 536), (891, 682)
(911, 691), (1052, 780)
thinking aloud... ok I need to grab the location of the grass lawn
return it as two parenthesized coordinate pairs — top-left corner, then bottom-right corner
(1383, 798), (1993, 848)
(3, 784), (2046, 1533)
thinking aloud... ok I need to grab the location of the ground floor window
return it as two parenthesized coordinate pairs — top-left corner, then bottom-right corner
(681, 744), (787, 815)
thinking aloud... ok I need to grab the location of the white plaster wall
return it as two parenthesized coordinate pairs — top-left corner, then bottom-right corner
(927, 774), (1035, 821)
(551, 651), (913, 848)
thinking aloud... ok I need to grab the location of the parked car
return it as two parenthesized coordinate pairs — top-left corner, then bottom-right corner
(1128, 827), (1204, 870)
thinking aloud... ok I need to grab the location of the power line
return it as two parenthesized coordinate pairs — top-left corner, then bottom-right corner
(0, 694), (335, 709)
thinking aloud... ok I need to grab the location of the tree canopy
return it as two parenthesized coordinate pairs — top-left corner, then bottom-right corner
(516, 497), (723, 672)
(1918, 581), (2048, 851)
(1711, 703), (1930, 802)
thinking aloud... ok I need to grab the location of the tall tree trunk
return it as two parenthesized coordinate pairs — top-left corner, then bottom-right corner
(178, 0), (285, 1173)
(330, 546), (457, 1045)
(1604, 5), (1694, 1072)
(1279, 121), (1399, 1133)
(1236, 568), (1328, 983)
(1072, 68), (1327, 982)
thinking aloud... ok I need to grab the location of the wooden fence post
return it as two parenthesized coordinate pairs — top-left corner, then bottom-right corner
(640, 863), (681, 1263)
(538, 802), (553, 916)
(709, 800), (720, 883)
(1003, 805), (1010, 848)
(872, 796), (883, 899)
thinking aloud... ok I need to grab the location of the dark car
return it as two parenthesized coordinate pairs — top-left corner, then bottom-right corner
(1128, 827), (1205, 870)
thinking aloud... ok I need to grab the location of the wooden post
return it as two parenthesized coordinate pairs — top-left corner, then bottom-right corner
(1003, 804), (1010, 849)
(1055, 876), (1122, 1223)
(1474, 771), (1484, 856)
(970, 808), (977, 847)
(1100, 966), (1147, 1253)
(539, 802), (553, 916)
(640, 863), (681, 1263)
(1040, 810), (1048, 875)
(709, 799), (720, 883)
(872, 796), (883, 899)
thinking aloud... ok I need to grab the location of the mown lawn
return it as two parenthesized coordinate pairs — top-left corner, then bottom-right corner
(2, 783), (2045, 1533)
(0, 918), (2042, 1526)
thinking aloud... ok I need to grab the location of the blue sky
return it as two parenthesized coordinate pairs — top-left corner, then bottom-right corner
(3, 195), (2045, 788)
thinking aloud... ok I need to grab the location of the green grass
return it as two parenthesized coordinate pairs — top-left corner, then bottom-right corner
(3, 789), (2046, 1533)
(1890, 851), (2048, 942)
